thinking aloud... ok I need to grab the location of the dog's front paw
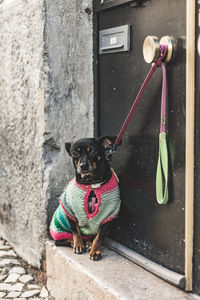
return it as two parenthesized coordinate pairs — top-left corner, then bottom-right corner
(74, 244), (85, 254)
(89, 240), (102, 260)
(89, 249), (102, 261)
(73, 235), (85, 254)
(89, 239), (102, 261)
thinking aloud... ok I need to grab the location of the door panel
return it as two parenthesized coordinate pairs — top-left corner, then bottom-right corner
(96, 0), (186, 273)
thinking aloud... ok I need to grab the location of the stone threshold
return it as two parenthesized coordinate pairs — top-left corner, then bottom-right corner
(46, 240), (199, 300)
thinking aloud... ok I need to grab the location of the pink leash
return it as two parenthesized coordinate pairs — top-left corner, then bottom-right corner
(111, 45), (167, 153)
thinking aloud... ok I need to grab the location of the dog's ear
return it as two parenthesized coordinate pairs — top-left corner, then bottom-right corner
(97, 136), (122, 149)
(65, 142), (71, 155)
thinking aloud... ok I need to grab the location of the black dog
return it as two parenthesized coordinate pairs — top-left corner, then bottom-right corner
(50, 136), (121, 260)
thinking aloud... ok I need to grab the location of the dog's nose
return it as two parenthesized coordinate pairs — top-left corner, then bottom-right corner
(80, 159), (89, 170)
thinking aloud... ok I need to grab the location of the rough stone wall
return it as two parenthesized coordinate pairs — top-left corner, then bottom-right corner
(0, 0), (46, 267)
(43, 0), (94, 225)
(0, 0), (94, 267)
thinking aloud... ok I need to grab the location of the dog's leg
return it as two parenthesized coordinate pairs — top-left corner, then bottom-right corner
(89, 223), (109, 261)
(73, 224), (85, 254)
(67, 217), (85, 254)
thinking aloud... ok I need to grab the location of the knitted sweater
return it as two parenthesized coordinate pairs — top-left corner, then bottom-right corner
(50, 172), (121, 240)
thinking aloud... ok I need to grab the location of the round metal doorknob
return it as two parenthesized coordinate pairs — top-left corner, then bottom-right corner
(160, 36), (175, 63)
(143, 36), (160, 64)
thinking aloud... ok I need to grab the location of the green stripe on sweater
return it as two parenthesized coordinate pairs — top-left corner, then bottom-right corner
(57, 206), (71, 232)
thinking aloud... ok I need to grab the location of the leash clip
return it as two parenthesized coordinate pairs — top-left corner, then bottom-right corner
(111, 144), (118, 153)
(105, 144), (118, 160)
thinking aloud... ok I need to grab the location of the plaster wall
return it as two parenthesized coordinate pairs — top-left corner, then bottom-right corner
(0, 0), (94, 266)
(0, 0), (46, 267)
(43, 0), (94, 226)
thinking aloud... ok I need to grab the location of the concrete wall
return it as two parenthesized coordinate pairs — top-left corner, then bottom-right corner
(0, 0), (46, 267)
(0, 0), (94, 267)
(43, 0), (94, 226)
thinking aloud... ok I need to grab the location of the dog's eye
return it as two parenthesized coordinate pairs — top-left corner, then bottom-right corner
(90, 149), (97, 156)
(72, 151), (80, 158)
(89, 150), (97, 160)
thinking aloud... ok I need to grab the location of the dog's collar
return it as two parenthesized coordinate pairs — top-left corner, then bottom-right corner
(91, 169), (119, 189)
(111, 168), (119, 182)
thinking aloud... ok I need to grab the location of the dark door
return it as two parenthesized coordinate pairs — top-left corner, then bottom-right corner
(95, 0), (186, 274)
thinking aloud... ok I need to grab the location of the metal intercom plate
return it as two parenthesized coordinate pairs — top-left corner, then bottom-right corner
(99, 25), (130, 54)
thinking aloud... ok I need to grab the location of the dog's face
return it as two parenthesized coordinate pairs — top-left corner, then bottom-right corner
(65, 136), (116, 184)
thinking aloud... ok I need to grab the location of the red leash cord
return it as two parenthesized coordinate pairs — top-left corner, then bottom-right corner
(111, 45), (167, 153)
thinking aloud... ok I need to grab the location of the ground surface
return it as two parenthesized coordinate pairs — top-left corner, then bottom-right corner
(0, 237), (53, 299)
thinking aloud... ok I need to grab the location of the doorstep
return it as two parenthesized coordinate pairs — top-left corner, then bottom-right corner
(46, 241), (199, 300)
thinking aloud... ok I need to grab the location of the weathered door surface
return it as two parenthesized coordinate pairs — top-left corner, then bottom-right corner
(95, 0), (186, 274)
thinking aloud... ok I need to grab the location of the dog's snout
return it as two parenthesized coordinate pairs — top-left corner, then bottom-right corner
(80, 159), (89, 170)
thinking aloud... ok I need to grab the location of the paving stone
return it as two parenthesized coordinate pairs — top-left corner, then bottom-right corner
(0, 291), (6, 298)
(19, 274), (33, 284)
(9, 283), (24, 292)
(0, 245), (12, 250)
(21, 290), (40, 297)
(6, 291), (21, 298)
(0, 250), (17, 258)
(39, 287), (48, 298)
(1, 267), (9, 275)
(0, 259), (21, 267)
(0, 273), (8, 281)
(0, 283), (12, 291)
(9, 267), (26, 275)
(5, 273), (21, 283)
(27, 284), (40, 289)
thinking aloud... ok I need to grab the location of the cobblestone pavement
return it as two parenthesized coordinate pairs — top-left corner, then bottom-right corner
(0, 237), (52, 300)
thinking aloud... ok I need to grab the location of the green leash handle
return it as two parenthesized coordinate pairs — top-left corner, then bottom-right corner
(156, 132), (168, 204)
(156, 64), (168, 204)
